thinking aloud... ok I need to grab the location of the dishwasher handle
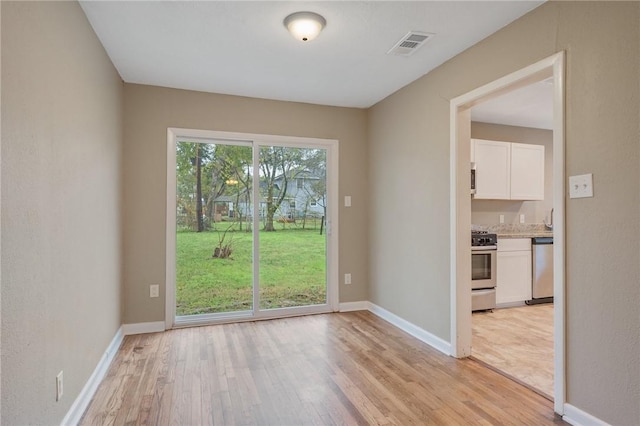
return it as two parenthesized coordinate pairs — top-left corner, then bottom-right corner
(532, 237), (553, 245)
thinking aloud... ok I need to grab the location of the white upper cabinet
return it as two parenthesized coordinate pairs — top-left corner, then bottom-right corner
(472, 139), (544, 201)
(473, 139), (511, 199)
(510, 142), (545, 200)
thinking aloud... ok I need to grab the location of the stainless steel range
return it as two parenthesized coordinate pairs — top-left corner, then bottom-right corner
(471, 230), (497, 311)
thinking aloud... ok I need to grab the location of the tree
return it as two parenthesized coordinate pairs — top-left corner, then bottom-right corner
(177, 143), (325, 234)
(176, 142), (201, 230)
(218, 145), (252, 231)
(195, 144), (204, 232)
(259, 146), (304, 231)
(177, 142), (242, 232)
(202, 144), (244, 227)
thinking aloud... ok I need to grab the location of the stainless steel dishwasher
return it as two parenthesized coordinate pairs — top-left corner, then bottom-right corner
(526, 237), (554, 305)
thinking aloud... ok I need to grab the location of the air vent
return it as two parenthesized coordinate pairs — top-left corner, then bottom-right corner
(387, 31), (434, 57)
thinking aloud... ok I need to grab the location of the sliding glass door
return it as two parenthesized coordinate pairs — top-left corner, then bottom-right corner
(167, 131), (336, 326)
(175, 141), (254, 316)
(258, 146), (328, 311)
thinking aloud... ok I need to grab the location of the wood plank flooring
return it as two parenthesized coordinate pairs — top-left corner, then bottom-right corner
(81, 311), (564, 425)
(472, 304), (554, 399)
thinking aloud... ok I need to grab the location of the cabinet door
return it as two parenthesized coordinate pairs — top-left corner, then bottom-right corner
(472, 139), (510, 199)
(496, 250), (532, 304)
(511, 143), (545, 200)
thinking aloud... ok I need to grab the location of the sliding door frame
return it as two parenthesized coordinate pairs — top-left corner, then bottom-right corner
(166, 128), (339, 329)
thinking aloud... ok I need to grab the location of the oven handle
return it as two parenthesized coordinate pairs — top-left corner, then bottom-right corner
(471, 245), (497, 251)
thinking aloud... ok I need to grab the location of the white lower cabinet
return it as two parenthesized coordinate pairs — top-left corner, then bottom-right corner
(496, 238), (532, 305)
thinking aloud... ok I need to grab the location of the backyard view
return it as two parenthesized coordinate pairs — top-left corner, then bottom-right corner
(176, 141), (328, 316)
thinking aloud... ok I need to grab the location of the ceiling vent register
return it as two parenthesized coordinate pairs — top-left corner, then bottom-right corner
(387, 31), (434, 57)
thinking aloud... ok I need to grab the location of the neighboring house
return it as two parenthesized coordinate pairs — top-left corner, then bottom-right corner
(270, 171), (326, 220)
(214, 170), (326, 221)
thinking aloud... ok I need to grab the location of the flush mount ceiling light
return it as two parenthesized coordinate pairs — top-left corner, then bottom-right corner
(283, 11), (326, 42)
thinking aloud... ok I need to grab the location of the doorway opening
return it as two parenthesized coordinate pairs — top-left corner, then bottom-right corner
(449, 52), (565, 414)
(469, 79), (555, 399)
(166, 129), (339, 328)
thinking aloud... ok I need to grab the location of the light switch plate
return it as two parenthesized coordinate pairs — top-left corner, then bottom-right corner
(344, 196), (352, 207)
(569, 174), (593, 199)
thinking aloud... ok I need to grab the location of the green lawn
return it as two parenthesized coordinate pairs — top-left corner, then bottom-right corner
(176, 225), (327, 316)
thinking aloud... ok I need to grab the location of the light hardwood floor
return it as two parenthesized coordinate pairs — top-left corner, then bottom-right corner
(81, 311), (564, 425)
(472, 304), (554, 399)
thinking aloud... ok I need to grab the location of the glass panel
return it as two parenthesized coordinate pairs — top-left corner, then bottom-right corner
(472, 253), (492, 281)
(175, 142), (253, 315)
(258, 146), (328, 309)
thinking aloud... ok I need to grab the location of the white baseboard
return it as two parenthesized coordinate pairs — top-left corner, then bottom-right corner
(563, 404), (610, 426)
(122, 321), (166, 335)
(61, 326), (124, 426)
(368, 302), (452, 356)
(339, 301), (370, 312)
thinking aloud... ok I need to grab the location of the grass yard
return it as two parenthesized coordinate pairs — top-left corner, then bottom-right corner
(176, 225), (327, 316)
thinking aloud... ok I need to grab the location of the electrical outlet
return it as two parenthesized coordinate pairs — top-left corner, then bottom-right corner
(519, 214), (525, 224)
(56, 371), (63, 401)
(344, 196), (352, 207)
(499, 214), (504, 224)
(150, 284), (159, 298)
(344, 273), (352, 285)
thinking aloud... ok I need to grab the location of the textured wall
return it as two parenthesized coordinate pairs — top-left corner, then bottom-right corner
(0, 2), (3, 418)
(122, 84), (369, 324)
(471, 122), (553, 226)
(368, 2), (639, 424)
(1, 2), (123, 423)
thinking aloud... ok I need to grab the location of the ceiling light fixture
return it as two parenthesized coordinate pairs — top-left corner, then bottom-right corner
(283, 11), (326, 42)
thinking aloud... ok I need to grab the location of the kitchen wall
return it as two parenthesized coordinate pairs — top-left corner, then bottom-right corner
(122, 84), (369, 324)
(471, 122), (553, 226)
(1, 2), (124, 424)
(368, 2), (639, 424)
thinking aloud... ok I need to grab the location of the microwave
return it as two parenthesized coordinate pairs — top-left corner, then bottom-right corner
(471, 162), (476, 195)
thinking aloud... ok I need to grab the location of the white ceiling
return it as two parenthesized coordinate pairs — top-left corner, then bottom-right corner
(471, 79), (554, 130)
(80, 1), (545, 110)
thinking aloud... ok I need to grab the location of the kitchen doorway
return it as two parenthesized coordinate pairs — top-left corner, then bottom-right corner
(166, 129), (339, 328)
(449, 52), (566, 414)
(469, 83), (555, 399)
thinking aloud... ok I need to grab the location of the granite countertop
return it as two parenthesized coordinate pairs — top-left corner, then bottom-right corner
(472, 224), (553, 239)
(495, 230), (553, 239)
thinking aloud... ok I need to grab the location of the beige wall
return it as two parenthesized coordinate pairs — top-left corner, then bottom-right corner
(0, 1), (3, 418)
(1, 2), (123, 424)
(471, 122), (553, 226)
(122, 84), (368, 324)
(368, 2), (639, 424)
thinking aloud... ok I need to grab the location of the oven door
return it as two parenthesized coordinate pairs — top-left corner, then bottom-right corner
(471, 247), (497, 289)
